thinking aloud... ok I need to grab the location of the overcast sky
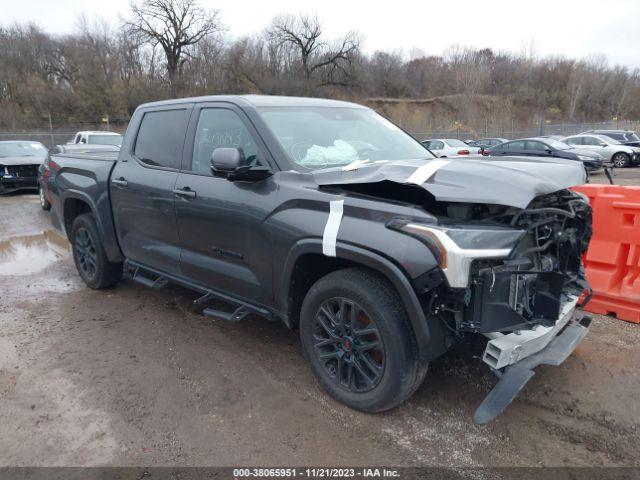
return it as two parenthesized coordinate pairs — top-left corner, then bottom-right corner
(3, 0), (640, 68)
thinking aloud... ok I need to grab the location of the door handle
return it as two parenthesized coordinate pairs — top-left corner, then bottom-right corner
(173, 187), (197, 199)
(112, 177), (128, 188)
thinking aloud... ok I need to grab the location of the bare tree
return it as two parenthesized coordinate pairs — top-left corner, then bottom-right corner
(125, 0), (222, 94)
(266, 14), (360, 91)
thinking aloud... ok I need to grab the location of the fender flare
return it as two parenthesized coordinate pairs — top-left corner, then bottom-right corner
(59, 189), (100, 236)
(59, 189), (124, 262)
(279, 239), (432, 359)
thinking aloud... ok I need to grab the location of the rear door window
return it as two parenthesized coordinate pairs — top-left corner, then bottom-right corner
(582, 136), (601, 146)
(134, 109), (190, 169)
(525, 141), (546, 151)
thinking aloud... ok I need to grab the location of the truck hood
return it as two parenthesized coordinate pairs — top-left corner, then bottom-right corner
(312, 156), (587, 209)
(0, 156), (45, 166)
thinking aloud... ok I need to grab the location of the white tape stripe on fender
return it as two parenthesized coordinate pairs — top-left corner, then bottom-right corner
(322, 200), (344, 257)
(406, 159), (450, 185)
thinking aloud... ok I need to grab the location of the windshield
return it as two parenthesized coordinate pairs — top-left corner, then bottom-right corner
(604, 132), (640, 143)
(544, 139), (571, 150)
(0, 142), (47, 158)
(444, 139), (468, 147)
(88, 135), (122, 146)
(258, 107), (434, 170)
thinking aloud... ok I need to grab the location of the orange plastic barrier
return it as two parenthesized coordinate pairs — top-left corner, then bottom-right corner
(572, 184), (640, 323)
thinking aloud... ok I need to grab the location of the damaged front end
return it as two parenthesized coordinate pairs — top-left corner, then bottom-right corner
(460, 189), (592, 336)
(391, 189), (593, 422)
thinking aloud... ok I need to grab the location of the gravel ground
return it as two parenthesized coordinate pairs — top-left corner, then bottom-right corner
(0, 177), (639, 469)
(589, 166), (640, 186)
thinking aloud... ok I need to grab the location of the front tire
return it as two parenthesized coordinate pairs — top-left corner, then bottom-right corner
(300, 268), (424, 412)
(612, 152), (631, 168)
(71, 214), (122, 289)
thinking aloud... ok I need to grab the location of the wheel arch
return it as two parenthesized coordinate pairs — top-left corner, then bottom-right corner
(62, 191), (97, 239)
(278, 239), (432, 359)
(60, 190), (125, 263)
(612, 151), (631, 164)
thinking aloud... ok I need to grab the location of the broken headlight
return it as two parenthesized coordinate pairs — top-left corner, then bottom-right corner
(388, 220), (525, 288)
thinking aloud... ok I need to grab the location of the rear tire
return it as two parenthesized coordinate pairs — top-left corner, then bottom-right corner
(71, 214), (122, 289)
(300, 267), (424, 412)
(39, 185), (51, 211)
(612, 152), (630, 168)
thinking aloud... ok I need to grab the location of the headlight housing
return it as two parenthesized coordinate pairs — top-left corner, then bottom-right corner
(388, 220), (525, 288)
(577, 155), (596, 161)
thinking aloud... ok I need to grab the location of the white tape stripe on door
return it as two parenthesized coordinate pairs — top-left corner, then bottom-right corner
(322, 200), (344, 257)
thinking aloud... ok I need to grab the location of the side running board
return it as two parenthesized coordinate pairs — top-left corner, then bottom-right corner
(202, 306), (250, 323)
(131, 266), (169, 289)
(125, 261), (275, 324)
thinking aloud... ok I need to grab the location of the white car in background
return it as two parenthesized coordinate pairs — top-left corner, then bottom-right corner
(68, 131), (123, 147)
(422, 138), (481, 157)
(562, 133), (640, 167)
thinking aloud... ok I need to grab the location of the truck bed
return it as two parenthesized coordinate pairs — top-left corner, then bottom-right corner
(48, 151), (123, 262)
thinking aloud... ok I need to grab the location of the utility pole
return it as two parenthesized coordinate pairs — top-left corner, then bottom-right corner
(48, 113), (54, 148)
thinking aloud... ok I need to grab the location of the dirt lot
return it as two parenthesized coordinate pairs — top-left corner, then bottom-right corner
(0, 168), (639, 469)
(590, 166), (640, 186)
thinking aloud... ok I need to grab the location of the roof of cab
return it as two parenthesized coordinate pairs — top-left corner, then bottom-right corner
(137, 94), (367, 110)
(76, 131), (122, 136)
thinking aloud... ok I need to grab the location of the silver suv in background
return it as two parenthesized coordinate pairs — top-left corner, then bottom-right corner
(580, 130), (640, 147)
(562, 133), (640, 167)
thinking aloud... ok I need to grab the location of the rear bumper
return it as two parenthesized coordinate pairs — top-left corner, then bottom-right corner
(474, 309), (590, 424)
(0, 176), (38, 194)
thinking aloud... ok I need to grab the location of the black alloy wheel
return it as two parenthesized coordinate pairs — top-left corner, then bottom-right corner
(312, 297), (385, 393)
(74, 227), (98, 280)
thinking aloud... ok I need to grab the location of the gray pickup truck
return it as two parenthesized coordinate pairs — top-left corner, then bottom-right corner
(44, 95), (593, 423)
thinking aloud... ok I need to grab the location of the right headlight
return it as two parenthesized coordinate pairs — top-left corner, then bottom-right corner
(388, 220), (525, 288)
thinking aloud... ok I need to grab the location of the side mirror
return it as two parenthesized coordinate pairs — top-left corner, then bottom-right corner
(210, 147), (272, 182)
(211, 147), (242, 173)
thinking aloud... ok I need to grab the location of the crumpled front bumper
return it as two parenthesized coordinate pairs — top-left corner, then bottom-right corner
(474, 306), (591, 424)
(0, 175), (38, 193)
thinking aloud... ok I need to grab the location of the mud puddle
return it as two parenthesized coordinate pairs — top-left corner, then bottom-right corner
(0, 230), (70, 276)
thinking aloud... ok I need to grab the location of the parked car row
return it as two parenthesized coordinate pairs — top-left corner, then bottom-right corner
(486, 137), (604, 171)
(421, 129), (640, 170)
(0, 131), (122, 197)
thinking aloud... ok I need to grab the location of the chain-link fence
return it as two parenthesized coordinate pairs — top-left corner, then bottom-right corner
(1, 119), (639, 149)
(411, 120), (640, 141)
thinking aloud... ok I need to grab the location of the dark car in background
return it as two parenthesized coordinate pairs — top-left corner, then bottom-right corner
(486, 137), (604, 171)
(581, 130), (640, 147)
(467, 137), (508, 154)
(0, 141), (48, 194)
